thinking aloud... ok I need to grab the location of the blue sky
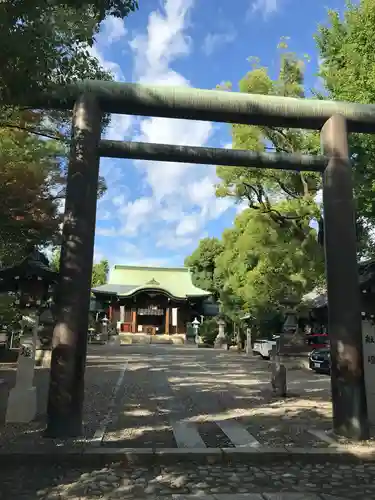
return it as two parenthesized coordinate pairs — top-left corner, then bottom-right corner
(91, 0), (345, 268)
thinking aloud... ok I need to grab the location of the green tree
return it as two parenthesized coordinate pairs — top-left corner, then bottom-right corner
(209, 44), (325, 317)
(0, 119), (65, 265)
(216, 44), (322, 242)
(0, 1), (138, 103)
(215, 208), (323, 317)
(186, 44), (327, 329)
(315, 0), (375, 247)
(50, 248), (61, 273)
(92, 258), (109, 287)
(0, 0), (135, 264)
(184, 238), (224, 298)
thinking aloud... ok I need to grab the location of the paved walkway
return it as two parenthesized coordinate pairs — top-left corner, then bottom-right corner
(0, 344), (374, 499)
(1, 343), (374, 450)
(90, 344), (335, 450)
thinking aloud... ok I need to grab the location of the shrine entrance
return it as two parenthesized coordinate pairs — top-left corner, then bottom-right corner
(137, 306), (164, 335)
(25, 79), (375, 440)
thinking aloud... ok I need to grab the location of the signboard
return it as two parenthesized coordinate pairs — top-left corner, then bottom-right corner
(362, 320), (375, 425)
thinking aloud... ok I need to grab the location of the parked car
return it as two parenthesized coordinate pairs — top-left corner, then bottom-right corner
(0, 329), (8, 349)
(253, 336), (279, 359)
(309, 347), (331, 374)
(305, 333), (329, 350)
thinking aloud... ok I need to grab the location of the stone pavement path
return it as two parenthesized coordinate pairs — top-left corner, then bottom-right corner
(0, 460), (373, 499)
(98, 344), (337, 449)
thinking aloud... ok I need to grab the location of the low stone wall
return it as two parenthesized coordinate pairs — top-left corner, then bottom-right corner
(118, 333), (186, 345)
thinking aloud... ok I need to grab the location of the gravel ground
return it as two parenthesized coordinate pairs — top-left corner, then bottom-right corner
(246, 422), (328, 448)
(102, 357), (177, 447)
(0, 344), (374, 451)
(0, 346), (126, 447)
(197, 421), (235, 448)
(0, 460), (373, 499)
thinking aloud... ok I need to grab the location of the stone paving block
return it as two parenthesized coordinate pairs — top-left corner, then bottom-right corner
(212, 495), (264, 499)
(169, 496), (216, 500)
(262, 495), (322, 500)
(320, 496), (349, 500)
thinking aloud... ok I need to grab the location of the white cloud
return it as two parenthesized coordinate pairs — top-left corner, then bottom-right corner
(175, 215), (200, 236)
(120, 197), (155, 235)
(130, 0), (194, 83)
(202, 30), (236, 56)
(97, 16), (127, 46)
(86, 16), (133, 141)
(104, 113), (133, 141)
(247, 0), (279, 19)
(94, 0), (233, 263)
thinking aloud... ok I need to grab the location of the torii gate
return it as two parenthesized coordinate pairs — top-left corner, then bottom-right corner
(30, 80), (375, 440)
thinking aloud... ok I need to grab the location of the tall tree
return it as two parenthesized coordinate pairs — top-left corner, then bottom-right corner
(214, 207), (323, 316)
(92, 258), (109, 287)
(184, 238), (223, 298)
(316, 0), (375, 248)
(0, 1), (136, 264)
(0, 1), (138, 103)
(214, 44), (324, 305)
(216, 43), (322, 243)
(186, 43), (326, 328)
(0, 118), (64, 265)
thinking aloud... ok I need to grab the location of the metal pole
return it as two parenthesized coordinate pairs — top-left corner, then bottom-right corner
(45, 94), (102, 438)
(321, 114), (369, 440)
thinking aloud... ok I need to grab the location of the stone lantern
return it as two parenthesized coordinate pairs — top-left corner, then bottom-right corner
(214, 317), (226, 349)
(0, 249), (58, 423)
(192, 317), (200, 344)
(102, 314), (110, 341)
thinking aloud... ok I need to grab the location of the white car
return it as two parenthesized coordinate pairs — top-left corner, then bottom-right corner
(253, 336), (279, 359)
(0, 330), (7, 349)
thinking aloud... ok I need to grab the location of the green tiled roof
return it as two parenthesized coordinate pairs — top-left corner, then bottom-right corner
(92, 265), (210, 300)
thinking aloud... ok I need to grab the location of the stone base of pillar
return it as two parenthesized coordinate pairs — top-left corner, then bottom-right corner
(271, 363), (287, 397)
(6, 386), (37, 423)
(214, 332), (227, 349)
(214, 340), (227, 349)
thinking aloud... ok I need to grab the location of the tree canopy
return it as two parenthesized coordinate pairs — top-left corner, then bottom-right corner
(186, 43), (325, 334)
(315, 0), (375, 247)
(184, 238), (223, 300)
(0, 1), (137, 265)
(0, 110), (66, 265)
(0, 0), (138, 103)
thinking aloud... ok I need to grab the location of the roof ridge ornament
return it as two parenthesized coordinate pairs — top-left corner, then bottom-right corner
(146, 278), (160, 286)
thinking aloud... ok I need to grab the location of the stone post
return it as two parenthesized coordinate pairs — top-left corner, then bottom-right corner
(270, 342), (287, 397)
(246, 328), (253, 356)
(6, 313), (39, 422)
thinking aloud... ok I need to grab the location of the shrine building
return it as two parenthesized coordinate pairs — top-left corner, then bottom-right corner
(91, 265), (215, 335)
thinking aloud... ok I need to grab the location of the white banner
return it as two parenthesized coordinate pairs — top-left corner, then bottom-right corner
(172, 308), (178, 327)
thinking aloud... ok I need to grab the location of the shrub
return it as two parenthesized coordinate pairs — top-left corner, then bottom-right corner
(199, 318), (219, 346)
